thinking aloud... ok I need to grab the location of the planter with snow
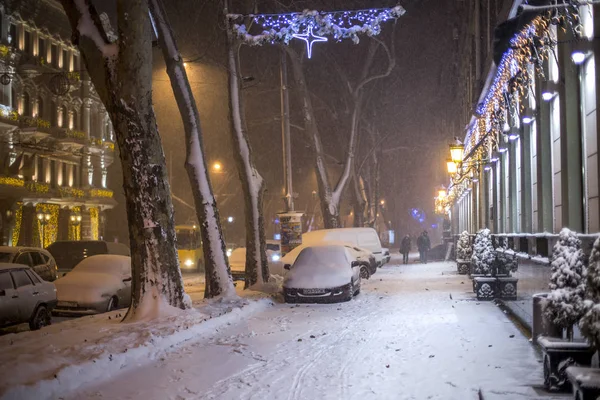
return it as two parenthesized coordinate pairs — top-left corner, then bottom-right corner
(566, 366), (600, 400)
(471, 229), (495, 277)
(494, 251), (518, 277)
(538, 336), (595, 391)
(474, 277), (496, 301)
(497, 277), (518, 300)
(457, 260), (470, 275)
(456, 231), (472, 275)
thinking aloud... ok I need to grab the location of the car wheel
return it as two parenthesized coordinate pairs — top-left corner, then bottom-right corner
(29, 305), (51, 331)
(360, 266), (370, 280)
(107, 296), (118, 312)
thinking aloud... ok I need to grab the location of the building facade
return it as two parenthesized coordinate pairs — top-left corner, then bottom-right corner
(449, 1), (600, 241)
(0, 0), (116, 247)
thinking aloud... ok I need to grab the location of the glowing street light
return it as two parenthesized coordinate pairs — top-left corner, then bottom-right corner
(227, 216), (234, 223)
(446, 159), (457, 174)
(449, 139), (464, 164)
(380, 199), (385, 206)
(212, 162), (222, 172)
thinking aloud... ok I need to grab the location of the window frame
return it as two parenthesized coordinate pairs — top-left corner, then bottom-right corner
(11, 269), (33, 288)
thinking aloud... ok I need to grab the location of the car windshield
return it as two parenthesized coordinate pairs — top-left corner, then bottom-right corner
(176, 229), (200, 250)
(0, 252), (13, 262)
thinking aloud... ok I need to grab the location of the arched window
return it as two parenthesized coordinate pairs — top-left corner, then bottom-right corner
(22, 92), (30, 116)
(37, 96), (44, 119)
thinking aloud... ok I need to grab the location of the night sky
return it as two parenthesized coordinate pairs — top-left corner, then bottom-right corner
(105, 0), (465, 244)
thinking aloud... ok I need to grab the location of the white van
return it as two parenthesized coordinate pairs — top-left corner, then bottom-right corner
(302, 228), (384, 266)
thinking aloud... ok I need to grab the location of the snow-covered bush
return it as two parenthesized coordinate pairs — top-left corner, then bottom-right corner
(544, 228), (587, 339)
(456, 231), (472, 261)
(471, 228), (495, 275)
(580, 236), (600, 346)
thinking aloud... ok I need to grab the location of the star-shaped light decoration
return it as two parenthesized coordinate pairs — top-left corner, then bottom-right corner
(292, 25), (327, 59)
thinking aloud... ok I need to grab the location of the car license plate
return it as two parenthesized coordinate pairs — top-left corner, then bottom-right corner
(57, 301), (78, 308)
(304, 289), (326, 295)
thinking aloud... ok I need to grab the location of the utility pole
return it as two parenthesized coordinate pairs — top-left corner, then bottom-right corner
(280, 48), (294, 211)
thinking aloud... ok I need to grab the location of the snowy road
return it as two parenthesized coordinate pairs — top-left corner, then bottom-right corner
(68, 255), (551, 400)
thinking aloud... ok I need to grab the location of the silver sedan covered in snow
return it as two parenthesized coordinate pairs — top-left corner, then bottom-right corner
(53, 255), (132, 316)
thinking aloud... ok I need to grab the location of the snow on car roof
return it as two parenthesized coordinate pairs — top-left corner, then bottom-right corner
(294, 244), (353, 266)
(73, 254), (131, 276)
(0, 246), (49, 254)
(0, 262), (29, 271)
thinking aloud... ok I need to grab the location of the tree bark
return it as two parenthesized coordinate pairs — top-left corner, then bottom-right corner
(148, 0), (236, 299)
(60, 0), (187, 319)
(225, 4), (269, 288)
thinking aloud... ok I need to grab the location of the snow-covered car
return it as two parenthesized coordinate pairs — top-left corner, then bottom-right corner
(0, 246), (58, 281)
(283, 245), (361, 303)
(382, 248), (391, 265)
(266, 240), (281, 263)
(53, 255), (132, 316)
(282, 241), (376, 279)
(46, 240), (130, 277)
(228, 247), (285, 280)
(0, 263), (57, 330)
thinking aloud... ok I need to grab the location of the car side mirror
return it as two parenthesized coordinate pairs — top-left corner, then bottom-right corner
(351, 261), (360, 268)
(0, 289), (5, 296)
(284, 264), (291, 271)
(123, 277), (132, 283)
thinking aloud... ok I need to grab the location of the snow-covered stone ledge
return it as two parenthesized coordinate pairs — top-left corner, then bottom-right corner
(0, 297), (274, 400)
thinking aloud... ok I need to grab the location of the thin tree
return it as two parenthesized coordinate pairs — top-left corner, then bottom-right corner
(287, 32), (395, 228)
(224, 0), (270, 288)
(60, 0), (187, 319)
(149, 0), (236, 298)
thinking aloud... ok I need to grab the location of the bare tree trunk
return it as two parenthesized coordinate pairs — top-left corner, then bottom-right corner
(286, 47), (340, 229)
(225, 4), (269, 288)
(149, 0), (235, 299)
(60, 0), (187, 320)
(287, 33), (394, 230)
(351, 172), (366, 227)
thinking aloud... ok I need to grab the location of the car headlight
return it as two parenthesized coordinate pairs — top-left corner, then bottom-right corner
(271, 254), (280, 262)
(226, 249), (233, 257)
(184, 259), (194, 267)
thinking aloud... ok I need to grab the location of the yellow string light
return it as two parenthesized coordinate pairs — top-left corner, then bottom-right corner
(11, 202), (22, 245)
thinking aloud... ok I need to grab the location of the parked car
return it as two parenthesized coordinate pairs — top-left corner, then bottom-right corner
(228, 247), (285, 280)
(382, 248), (391, 265)
(0, 263), (57, 330)
(266, 240), (281, 262)
(281, 241), (376, 279)
(53, 255), (132, 316)
(46, 240), (130, 277)
(0, 246), (58, 281)
(283, 244), (362, 303)
(302, 228), (384, 267)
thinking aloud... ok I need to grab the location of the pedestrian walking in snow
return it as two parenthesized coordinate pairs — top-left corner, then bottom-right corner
(400, 234), (411, 264)
(417, 231), (431, 264)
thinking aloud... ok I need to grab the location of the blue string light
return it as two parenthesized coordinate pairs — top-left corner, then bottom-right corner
(228, 6), (406, 57)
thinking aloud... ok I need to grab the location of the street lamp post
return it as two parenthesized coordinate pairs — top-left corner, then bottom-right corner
(70, 214), (82, 240)
(36, 211), (51, 247)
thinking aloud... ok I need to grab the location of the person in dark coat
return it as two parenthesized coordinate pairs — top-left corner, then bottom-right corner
(400, 235), (411, 264)
(417, 231), (431, 264)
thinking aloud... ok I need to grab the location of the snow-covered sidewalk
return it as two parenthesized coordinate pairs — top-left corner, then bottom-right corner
(0, 284), (274, 400)
(59, 256), (547, 400)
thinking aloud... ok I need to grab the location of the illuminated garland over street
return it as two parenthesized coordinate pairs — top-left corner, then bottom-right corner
(227, 6), (405, 57)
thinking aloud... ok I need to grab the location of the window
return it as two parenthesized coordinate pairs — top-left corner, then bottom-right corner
(38, 37), (45, 61)
(22, 92), (30, 116)
(29, 252), (44, 266)
(51, 44), (58, 67)
(11, 270), (32, 288)
(25, 270), (41, 284)
(9, 24), (16, 48)
(15, 252), (33, 267)
(62, 49), (68, 70)
(24, 30), (31, 54)
(61, 105), (68, 127)
(0, 272), (14, 290)
(72, 109), (78, 130)
(37, 96), (44, 119)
